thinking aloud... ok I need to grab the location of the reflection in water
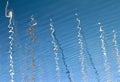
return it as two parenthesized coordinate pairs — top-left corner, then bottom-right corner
(3, 1), (120, 81)
(50, 18), (61, 82)
(112, 29), (120, 77)
(50, 19), (74, 82)
(28, 15), (37, 82)
(99, 22), (112, 82)
(5, 1), (15, 82)
(75, 12), (100, 82)
(75, 13), (87, 82)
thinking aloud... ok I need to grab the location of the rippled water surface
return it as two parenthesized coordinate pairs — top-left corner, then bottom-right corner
(0, 0), (120, 82)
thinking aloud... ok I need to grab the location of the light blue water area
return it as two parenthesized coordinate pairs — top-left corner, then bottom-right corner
(0, 0), (120, 82)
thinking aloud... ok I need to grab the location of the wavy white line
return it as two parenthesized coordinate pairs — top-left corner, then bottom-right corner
(75, 13), (87, 82)
(50, 19), (61, 82)
(113, 29), (120, 75)
(5, 1), (14, 82)
(99, 23), (112, 82)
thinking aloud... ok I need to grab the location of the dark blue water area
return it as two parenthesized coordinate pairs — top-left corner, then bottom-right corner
(0, 0), (120, 82)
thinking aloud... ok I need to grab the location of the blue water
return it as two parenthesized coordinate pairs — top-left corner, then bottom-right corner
(0, 0), (120, 82)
